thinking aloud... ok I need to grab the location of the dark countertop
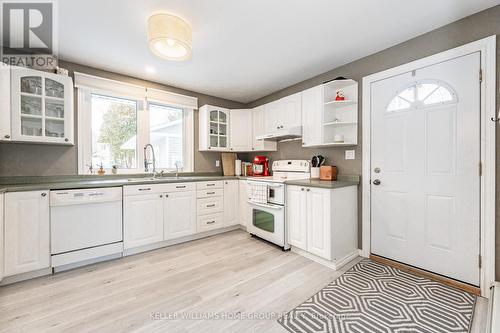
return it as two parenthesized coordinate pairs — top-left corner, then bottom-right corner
(0, 173), (360, 193)
(284, 179), (359, 189)
(0, 174), (237, 193)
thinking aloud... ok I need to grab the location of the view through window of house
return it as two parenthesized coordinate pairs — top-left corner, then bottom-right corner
(149, 103), (184, 169)
(387, 80), (456, 112)
(91, 94), (138, 169)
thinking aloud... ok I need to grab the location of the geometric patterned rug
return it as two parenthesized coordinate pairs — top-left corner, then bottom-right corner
(278, 259), (476, 333)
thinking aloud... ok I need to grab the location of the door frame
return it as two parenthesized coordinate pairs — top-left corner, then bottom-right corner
(361, 36), (496, 298)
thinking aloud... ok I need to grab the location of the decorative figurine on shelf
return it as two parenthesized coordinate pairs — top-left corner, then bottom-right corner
(335, 91), (346, 101)
(111, 165), (118, 175)
(98, 163), (106, 176)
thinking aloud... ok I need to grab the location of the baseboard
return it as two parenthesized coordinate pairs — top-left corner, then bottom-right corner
(0, 267), (52, 286)
(123, 225), (242, 256)
(291, 247), (359, 270)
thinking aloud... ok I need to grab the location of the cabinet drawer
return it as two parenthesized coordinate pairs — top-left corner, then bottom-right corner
(197, 188), (223, 198)
(162, 182), (196, 193)
(124, 184), (163, 196)
(196, 181), (223, 190)
(124, 182), (195, 196)
(197, 197), (223, 215)
(197, 213), (224, 232)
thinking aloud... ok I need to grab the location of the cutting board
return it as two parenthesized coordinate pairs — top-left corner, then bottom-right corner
(221, 153), (237, 176)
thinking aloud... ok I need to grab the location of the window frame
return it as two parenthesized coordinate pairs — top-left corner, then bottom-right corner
(77, 82), (194, 175)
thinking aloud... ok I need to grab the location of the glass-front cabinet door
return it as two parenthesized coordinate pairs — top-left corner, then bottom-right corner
(10, 67), (74, 144)
(205, 107), (229, 151)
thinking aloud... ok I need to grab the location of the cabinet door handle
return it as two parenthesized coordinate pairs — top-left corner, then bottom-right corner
(207, 191), (216, 195)
(165, 194), (169, 198)
(206, 184), (216, 187)
(207, 220), (216, 225)
(176, 185), (186, 189)
(4, 134), (10, 139)
(306, 188), (310, 192)
(138, 188), (151, 191)
(64, 138), (69, 142)
(301, 188), (304, 191)
(41, 192), (47, 197)
(206, 204), (216, 208)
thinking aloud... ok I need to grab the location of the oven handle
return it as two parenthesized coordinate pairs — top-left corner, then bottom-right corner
(248, 201), (284, 210)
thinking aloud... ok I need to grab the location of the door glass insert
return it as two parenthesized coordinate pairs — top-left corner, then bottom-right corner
(45, 78), (64, 98)
(45, 99), (64, 118)
(21, 95), (42, 115)
(219, 136), (227, 148)
(45, 119), (64, 138)
(210, 135), (218, 147)
(209, 110), (218, 122)
(219, 111), (227, 123)
(253, 209), (275, 233)
(210, 122), (218, 135)
(21, 76), (42, 95)
(21, 117), (43, 136)
(219, 123), (227, 136)
(387, 80), (457, 112)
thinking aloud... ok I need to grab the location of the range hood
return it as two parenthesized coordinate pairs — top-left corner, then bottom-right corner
(256, 126), (302, 141)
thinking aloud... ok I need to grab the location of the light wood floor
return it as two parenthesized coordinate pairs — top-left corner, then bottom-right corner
(0, 230), (489, 333)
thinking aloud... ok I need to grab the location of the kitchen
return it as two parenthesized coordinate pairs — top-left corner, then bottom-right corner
(0, 1), (499, 333)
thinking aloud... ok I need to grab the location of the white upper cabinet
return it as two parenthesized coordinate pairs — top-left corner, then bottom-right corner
(0, 65), (11, 141)
(301, 85), (323, 147)
(4, 190), (50, 276)
(199, 105), (230, 151)
(229, 109), (253, 151)
(10, 66), (74, 145)
(280, 92), (302, 128)
(252, 106), (277, 151)
(263, 92), (302, 134)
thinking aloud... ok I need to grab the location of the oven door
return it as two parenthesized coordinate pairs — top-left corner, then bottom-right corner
(247, 201), (285, 247)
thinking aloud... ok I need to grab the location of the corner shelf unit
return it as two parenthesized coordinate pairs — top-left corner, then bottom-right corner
(321, 79), (358, 146)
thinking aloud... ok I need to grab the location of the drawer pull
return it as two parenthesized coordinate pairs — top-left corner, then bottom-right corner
(207, 191), (216, 195)
(138, 188), (151, 191)
(207, 220), (216, 224)
(206, 204), (216, 208)
(206, 183), (216, 187)
(176, 185), (186, 189)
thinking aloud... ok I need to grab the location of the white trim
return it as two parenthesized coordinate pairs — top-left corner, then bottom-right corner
(362, 36), (496, 298)
(290, 247), (359, 270)
(74, 72), (146, 99)
(146, 87), (197, 110)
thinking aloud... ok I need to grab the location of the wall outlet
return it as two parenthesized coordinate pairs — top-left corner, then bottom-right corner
(345, 150), (355, 160)
(215, 160), (220, 167)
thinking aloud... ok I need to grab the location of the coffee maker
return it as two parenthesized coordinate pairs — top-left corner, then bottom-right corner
(252, 156), (270, 176)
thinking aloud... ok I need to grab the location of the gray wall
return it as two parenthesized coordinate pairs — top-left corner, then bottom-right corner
(244, 5), (500, 280)
(0, 61), (246, 176)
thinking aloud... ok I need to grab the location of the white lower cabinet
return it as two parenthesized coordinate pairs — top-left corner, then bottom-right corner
(238, 180), (250, 227)
(223, 180), (239, 226)
(286, 185), (358, 265)
(164, 191), (196, 240)
(124, 193), (164, 249)
(4, 190), (50, 276)
(0, 193), (4, 282)
(286, 186), (308, 250)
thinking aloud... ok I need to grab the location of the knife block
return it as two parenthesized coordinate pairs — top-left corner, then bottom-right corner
(320, 166), (337, 181)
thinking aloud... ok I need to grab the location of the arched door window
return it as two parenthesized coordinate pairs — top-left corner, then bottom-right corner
(387, 80), (457, 112)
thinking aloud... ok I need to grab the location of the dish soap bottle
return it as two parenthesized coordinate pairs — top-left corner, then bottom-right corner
(98, 164), (105, 176)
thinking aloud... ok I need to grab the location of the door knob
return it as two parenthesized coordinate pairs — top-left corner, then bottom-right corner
(373, 179), (381, 185)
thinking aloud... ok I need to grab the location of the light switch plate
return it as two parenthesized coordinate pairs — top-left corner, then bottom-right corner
(215, 160), (220, 167)
(345, 150), (355, 160)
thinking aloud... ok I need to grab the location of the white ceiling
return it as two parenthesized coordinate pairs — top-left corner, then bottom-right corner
(58, 0), (499, 103)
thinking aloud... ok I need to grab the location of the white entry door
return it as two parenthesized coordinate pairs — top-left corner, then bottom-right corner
(370, 52), (480, 286)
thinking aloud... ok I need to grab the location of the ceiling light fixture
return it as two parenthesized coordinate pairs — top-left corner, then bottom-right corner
(148, 13), (192, 61)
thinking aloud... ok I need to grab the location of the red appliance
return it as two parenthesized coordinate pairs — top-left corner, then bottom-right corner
(252, 156), (270, 176)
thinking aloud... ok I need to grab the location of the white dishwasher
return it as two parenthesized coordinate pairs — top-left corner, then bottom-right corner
(50, 187), (123, 271)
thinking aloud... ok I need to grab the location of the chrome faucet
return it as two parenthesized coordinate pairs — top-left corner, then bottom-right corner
(143, 144), (156, 174)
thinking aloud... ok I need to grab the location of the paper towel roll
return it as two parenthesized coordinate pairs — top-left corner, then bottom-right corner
(235, 160), (242, 176)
